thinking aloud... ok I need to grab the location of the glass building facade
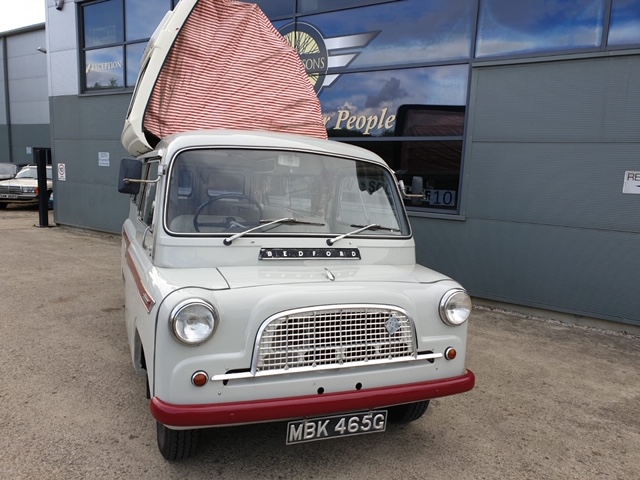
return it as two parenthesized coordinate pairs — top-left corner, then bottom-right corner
(46, 0), (640, 327)
(77, 0), (640, 215)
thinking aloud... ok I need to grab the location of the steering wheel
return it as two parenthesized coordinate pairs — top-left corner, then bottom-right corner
(193, 194), (263, 232)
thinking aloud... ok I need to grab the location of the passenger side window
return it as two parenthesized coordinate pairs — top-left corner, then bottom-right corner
(138, 161), (159, 226)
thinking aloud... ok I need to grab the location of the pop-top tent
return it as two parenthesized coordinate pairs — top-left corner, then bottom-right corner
(121, 0), (327, 156)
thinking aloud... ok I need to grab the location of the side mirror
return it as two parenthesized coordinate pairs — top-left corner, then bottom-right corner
(410, 176), (423, 206)
(118, 158), (143, 194)
(397, 175), (425, 205)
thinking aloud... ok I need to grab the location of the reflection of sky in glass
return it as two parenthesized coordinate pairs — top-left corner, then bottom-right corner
(271, 20), (289, 31)
(476, 0), (605, 57)
(318, 65), (468, 136)
(83, 0), (123, 48)
(297, 0), (391, 14)
(126, 42), (146, 87)
(244, 0), (294, 18)
(304, 0), (473, 67)
(126, 0), (172, 42)
(85, 47), (124, 90)
(608, 0), (640, 45)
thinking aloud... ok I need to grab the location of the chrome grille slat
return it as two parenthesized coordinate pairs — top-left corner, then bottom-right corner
(0, 185), (21, 195)
(254, 305), (417, 374)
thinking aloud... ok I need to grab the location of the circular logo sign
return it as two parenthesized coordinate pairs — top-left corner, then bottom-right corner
(280, 22), (328, 94)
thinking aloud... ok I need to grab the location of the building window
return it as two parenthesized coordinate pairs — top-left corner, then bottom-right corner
(607, 0), (640, 47)
(347, 105), (465, 213)
(296, 0), (397, 15)
(318, 62), (468, 214)
(80, 0), (178, 92)
(269, 0), (472, 214)
(244, 0), (294, 18)
(246, 0), (395, 18)
(293, 0), (474, 70)
(475, 0), (605, 58)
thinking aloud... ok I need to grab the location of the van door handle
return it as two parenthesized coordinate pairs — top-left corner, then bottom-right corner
(142, 226), (152, 251)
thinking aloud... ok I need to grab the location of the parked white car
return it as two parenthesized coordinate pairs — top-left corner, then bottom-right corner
(0, 165), (52, 209)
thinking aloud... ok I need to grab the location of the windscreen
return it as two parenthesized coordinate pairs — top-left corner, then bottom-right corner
(16, 167), (52, 180)
(165, 149), (410, 237)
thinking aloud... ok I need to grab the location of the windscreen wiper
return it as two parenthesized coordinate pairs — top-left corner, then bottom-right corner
(223, 217), (325, 245)
(326, 223), (400, 246)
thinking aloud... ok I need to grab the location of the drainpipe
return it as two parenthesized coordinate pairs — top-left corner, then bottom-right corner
(2, 36), (12, 163)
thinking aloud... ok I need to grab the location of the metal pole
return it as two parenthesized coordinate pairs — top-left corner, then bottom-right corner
(34, 147), (50, 227)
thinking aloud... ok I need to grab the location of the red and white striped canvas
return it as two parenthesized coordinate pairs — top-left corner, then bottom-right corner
(144, 0), (327, 141)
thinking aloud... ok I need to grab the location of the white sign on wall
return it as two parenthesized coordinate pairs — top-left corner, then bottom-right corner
(58, 163), (66, 181)
(98, 152), (110, 167)
(622, 171), (640, 194)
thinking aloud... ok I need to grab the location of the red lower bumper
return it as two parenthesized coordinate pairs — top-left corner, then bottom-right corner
(150, 370), (475, 428)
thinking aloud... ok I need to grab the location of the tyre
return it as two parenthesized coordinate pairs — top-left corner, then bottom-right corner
(0, 203), (7, 209)
(387, 400), (430, 423)
(156, 422), (201, 461)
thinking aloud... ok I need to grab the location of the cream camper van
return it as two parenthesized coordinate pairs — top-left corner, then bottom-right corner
(118, 0), (474, 460)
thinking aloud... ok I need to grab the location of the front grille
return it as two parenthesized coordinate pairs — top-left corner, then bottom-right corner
(0, 185), (21, 195)
(254, 305), (417, 374)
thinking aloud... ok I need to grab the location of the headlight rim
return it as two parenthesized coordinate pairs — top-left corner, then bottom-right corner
(439, 288), (472, 326)
(170, 299), (218, 345)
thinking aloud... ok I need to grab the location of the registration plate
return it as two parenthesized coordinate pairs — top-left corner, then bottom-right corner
(286, 410), (387, 445)
(0, 194), (17, 199)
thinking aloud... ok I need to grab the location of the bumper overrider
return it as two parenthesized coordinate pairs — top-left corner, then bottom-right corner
(150, 370), (475, 428)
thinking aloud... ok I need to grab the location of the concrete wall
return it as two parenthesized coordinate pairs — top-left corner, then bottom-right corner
(414, 53), (640, 326)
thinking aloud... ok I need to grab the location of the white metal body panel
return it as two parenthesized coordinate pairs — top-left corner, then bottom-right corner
(120, 130), (472, 429)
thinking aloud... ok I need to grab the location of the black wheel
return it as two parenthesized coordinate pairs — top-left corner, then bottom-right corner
(0, 203), (7, 209)
(193, 193), (263, 232)
(156, 422), (201, 461)
(387, 400), (430, 423)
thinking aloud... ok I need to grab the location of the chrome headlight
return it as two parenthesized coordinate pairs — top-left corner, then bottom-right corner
(22, 186), (36, 193)
(439, 289), (472, 326)
(170, 300), (217, 345)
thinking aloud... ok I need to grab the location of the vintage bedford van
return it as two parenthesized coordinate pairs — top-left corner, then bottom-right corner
(117, 0), (474, 461)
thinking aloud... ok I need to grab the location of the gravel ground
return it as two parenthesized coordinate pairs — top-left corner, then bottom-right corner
(1, 205), (639, 480)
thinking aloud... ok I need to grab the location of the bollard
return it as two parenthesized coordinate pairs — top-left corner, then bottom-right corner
(33, 147), (51, 228)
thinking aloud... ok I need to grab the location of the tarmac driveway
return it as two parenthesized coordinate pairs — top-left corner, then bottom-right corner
(1, 206), (639, 479)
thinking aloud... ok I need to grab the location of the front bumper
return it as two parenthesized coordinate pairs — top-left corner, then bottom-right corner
(0, 195), (37, 204)
(150, 370), (475, 428)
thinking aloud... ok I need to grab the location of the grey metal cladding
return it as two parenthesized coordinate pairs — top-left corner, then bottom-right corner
(10, 124), (50, 163)
(50, 94), (133, 233)
(466, 55), (640, 234)
(414, 217), (640, 325)
(416, 54), (640, 326)
(472, 56), (640, 143)
(6, 30), (46, 58)
(465, 142), (640, 233)
(51, 94), (131, 140)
